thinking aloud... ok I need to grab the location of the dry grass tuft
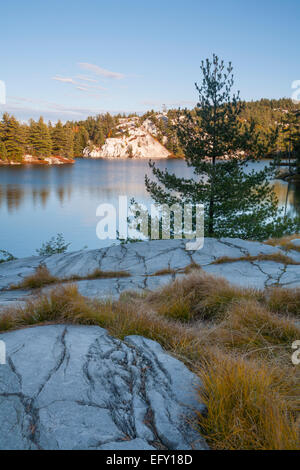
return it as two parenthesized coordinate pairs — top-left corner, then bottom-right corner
(267, 287), (300, 318)
(213, 252), (300, 265)
(182, 261), (202, 274)
(210, 300), (300, 361)
(9, 265), (130, 290)
(196, 353), (299, 450)
(85, 269), (130, 280)
(265, 234), (300, 253)
(147, 271), (261, 322)
(9, 264), (59, 290)
(151, 268), (177, 276)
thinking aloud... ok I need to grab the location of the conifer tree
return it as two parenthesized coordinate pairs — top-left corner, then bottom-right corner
(281, 110), (300, 173)
(73, 126), (89, 156)
(64, 124), (74, 158)
(0, 113), (24, 161)
(29, 117), (52, 157)
(145, 55), (300, 240)
(0, 142), (7, 161)
(51, 120), (67, 156)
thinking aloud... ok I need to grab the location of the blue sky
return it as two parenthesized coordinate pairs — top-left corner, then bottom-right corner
(1, 0), (299, 121)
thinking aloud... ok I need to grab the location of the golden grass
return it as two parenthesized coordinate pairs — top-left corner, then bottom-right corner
(147, 271), (262, 322)
(267, 287), (300, 318)
(9, 265), (130, 290)
(182, 261), (202, 274)
(151, 262), (201, 277)
(196, 354), (299, 450)
(0, 270), (299, 450)
(151, 268), (177, 276)
(265, 234), (300, 254)
(213, 252), (300, 265)
(9, 264), (59, 290)
(210, 300), (300, 361)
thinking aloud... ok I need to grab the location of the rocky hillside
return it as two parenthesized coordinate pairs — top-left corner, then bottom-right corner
(83, 116), (172, 159)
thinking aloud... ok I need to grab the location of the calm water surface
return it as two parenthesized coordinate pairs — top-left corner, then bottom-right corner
(0, 159), (299, 258)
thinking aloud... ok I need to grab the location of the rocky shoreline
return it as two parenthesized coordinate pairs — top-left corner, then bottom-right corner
(0, 155), (75, 166)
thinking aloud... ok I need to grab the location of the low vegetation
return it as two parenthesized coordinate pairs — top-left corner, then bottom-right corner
(151, 268), (177, 276)
(212, 252), (300, 265)
(267, 287), (300, 318)
(0, 249), (16, 264)
(36, 233), (71, 256)
(9, 264), (130, 290)
(265, 234), (300, 254)
(0, 270), (299, 450)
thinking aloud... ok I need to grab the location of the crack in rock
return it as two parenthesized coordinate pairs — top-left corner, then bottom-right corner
(0, 325), (207, 450)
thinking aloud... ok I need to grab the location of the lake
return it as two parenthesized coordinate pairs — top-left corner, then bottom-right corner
(0, 158), (299, 258)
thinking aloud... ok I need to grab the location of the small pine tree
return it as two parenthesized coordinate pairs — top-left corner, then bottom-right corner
(145, 55), (300, 240)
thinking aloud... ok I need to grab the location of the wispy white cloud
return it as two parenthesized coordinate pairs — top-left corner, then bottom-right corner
(51, 73), (106, 94)
(51, 76), (77, 84)
(4, 96), (109, 121)
(76, 75), (98, 83)
(78, 62), (125, 80)
(76, 86), (89, 91)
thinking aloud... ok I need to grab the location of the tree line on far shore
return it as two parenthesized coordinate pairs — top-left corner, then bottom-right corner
(0, 97), (299, 163)
(0, 112), (121, 162)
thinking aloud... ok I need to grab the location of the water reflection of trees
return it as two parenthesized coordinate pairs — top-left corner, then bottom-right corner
(0, 186), (50, 212)
(272, 181), (300, 217)
(290, 183), (300, 217)
(0, 175), (300, 217)
(0, 186), (25, 212)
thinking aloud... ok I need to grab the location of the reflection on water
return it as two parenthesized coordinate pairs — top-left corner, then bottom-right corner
(0, 159), (299, 257)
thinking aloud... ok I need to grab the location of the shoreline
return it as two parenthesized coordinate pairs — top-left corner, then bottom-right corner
(0, 155), (75, 166)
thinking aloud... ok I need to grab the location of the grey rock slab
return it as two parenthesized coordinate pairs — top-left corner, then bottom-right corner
(284, 250), (300, 263)
(219, 238), (283, 257)
(203, 261), (269, 289)
(290, 238), (300, 247)
(1, 239), (299, 300)
(0, 325), (207, 450)
(277, 265), (300, 287)
(201, 238), (244, 259)
(0, 289), (29, 308)
(0, 255), (45, 290)
(126, 335), (207, 450)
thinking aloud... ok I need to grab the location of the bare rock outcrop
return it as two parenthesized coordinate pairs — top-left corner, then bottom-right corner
(0, 325), (207, 450)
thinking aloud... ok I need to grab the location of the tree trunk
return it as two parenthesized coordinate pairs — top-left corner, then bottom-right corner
(208, 156), (216, 236)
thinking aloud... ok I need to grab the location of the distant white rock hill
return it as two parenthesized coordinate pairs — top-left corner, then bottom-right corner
(83, 117), (171, 159)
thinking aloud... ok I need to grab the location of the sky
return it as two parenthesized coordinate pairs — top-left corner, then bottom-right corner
(0, 0), (299, 121)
